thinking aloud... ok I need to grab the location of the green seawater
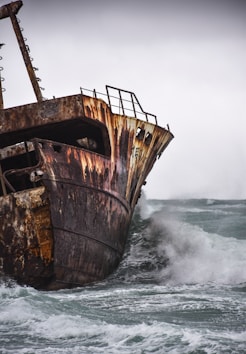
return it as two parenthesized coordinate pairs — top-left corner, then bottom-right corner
(1, 199), (246, 353)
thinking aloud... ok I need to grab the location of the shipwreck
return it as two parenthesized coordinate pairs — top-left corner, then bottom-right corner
(0, 1), (173, 290)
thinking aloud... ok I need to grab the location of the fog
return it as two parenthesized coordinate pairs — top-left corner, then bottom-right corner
(1, 0), (245, 199)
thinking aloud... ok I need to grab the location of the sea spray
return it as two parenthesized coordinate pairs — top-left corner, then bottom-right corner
(150, 212), (246, 285)
(120, 198), (246, 286)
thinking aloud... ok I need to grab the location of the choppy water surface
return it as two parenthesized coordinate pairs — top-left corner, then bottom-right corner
(1, 199), (246, 353)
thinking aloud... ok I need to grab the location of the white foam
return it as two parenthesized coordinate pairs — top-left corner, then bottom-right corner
(151, 213), (246, 285)
(31, 315), (204, 353)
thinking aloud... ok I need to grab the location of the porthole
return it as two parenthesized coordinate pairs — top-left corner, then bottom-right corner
(136, 127), (145, 141)
(144, 132), (152, 146)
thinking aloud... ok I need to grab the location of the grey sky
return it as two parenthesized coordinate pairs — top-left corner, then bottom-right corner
(1, 0), (245, 199)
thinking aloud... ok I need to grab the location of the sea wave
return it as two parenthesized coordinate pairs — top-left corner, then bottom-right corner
(120, 198), (246, 286)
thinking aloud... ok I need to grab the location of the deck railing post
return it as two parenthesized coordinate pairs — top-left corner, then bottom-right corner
(106, 85), (112, 110)
(118, 89), (125, 115)
(130, 93), (137, 118)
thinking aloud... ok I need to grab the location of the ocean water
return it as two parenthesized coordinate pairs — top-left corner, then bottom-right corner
(0, 198), (246, 354)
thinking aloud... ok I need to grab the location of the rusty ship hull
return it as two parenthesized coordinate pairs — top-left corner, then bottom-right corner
(0, 93), (173, 290)
(0, 1), (173, 290)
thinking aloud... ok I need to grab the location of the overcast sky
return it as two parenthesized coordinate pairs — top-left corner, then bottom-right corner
(1, 0), (245, 199)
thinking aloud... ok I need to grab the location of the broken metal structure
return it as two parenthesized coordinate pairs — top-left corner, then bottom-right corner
(0, 1), (174, 290)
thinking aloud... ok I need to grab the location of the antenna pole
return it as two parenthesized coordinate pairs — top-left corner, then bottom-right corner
(0, 70), (3, 109)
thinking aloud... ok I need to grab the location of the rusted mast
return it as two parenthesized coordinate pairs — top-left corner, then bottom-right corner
(0, 1), (43, 102)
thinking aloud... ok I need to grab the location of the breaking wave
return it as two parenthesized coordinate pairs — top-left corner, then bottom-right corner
(113, 198), (246, 286)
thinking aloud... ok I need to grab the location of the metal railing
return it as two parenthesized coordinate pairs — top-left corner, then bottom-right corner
(80, 85), (157, 125)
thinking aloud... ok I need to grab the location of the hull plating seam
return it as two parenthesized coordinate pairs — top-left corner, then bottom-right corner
(42, 177), (130, 213)
(53, 226), (122, 255)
